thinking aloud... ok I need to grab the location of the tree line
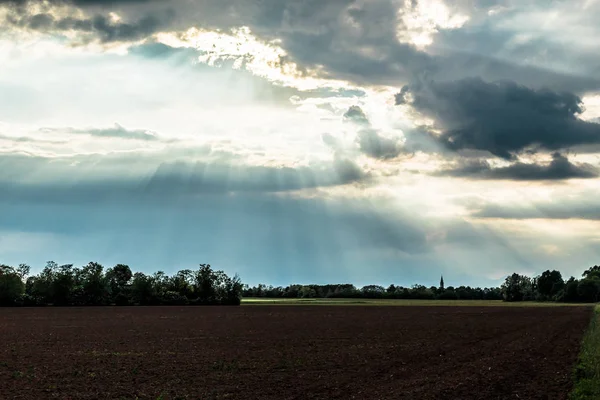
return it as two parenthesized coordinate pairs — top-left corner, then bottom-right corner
(0, 262), (243, 306)
(2, 261), (599, 306)
(242, 283), (504, 300)
(501, 266), (600, 303)
(244, 265), (600, 303)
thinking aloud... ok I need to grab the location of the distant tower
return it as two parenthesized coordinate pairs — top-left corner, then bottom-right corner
(440, 275), (445, 291)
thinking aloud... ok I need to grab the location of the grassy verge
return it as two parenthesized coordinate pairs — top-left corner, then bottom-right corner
(570, 305), (600, 400)
(241, 298), (590, 307)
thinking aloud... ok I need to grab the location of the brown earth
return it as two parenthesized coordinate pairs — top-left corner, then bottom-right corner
(0, 306), (592, 400)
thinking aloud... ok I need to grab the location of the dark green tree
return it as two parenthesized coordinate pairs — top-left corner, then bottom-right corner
(131, 272), (157, 305)
(0, 265), (25, 306)
(105, 264), (133, 305)
(52, 263), (76, 306)
(386, 284), (397, 297)
(536, 270), (564, 300)
(583, 266), (600, 279)
(577, 277), (600, 303)
(195, 264), (216, 304)
(563, 277), (580, 302)
(76, 262), (108, 305)
(501, 273), (533, 302)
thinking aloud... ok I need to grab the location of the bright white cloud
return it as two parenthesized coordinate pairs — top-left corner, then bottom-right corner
(397, 0), (469, 48)
(582, 94), (600, 121)
(157, 27), (357, 91)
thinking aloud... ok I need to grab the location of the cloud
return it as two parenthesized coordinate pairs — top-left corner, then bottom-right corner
(429, 1), (600, 80)
(0, 0), (152, 6)
(0, 149), (434, 282)
(356, 129), (403, 160)
(341, 105), (405, 160)
(251, 0), (592, 91)
(0, 186), (434, 287)
(127, 42), (198, 60)
(321, 132), (339, 149)
(244, 0), (599, 91)
(0, 151), (369, 205)
(5, 0), (598, 93)
(0, 133), (67, 144)
(45, 123), (160, 141)
(343, 105), (369, 126)
(397, 78), (600, 159)
(436, 152), (599, 180)
(5, 8), (174, 43)
(472, 198), (600, 221)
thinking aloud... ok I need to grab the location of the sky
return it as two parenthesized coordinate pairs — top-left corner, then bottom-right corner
(1, 0), (600, 288)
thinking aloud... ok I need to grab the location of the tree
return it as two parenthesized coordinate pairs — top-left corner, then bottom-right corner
(583, 266), (600, 279)
(16, 264), (30, 280)
(152, 271), (168, 301)
(563, 277), (580, 302)
(361, 285), (385, 298)
(411, 284), (435, 299)
(52, 264), (76, 306)
(0, 265), (25, 306)
(438, 287), (458, 300)
(76, 262), (108, 305)
(2, 261), (243, 307)
(105, 264), (132, 305)
(299, 286), (317, 298)
(131, 272), (156, 305)
(536, 270), (564, 300)
(195, 264), (216, 304)
(386, 284), (397, 298)
(168, 270), (194, 299)
(501, 273), (533, 302)
(220, 273), (243, 305)
(577, 277), (600, 303)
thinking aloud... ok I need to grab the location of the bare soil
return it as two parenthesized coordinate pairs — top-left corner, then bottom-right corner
(0, 306), (591, 400)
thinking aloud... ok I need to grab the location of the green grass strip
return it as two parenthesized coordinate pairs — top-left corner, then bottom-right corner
(570, 305), (600, 400)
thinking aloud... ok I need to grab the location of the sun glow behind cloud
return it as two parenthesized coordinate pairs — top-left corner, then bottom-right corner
(397, 0), (469, 48)
(582, 94), (600, 121)
(156, 27), (356, 92)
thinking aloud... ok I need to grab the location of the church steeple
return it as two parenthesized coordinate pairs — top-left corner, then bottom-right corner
(440, 275), (445, 291)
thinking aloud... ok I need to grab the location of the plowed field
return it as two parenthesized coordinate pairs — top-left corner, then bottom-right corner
(0, 306), (591, 400)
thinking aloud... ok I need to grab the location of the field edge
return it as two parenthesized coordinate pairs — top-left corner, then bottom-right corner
(570, 305), (600, 400)
(241, 297), (592, 307)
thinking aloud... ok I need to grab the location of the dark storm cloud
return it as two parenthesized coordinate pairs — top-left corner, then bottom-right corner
(396, 78), (600, 159)
(6, 8), (173, 42)
(217, 0), (600, 92)
(436, 153), (599, 181)
(5, 0), (599, 92)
